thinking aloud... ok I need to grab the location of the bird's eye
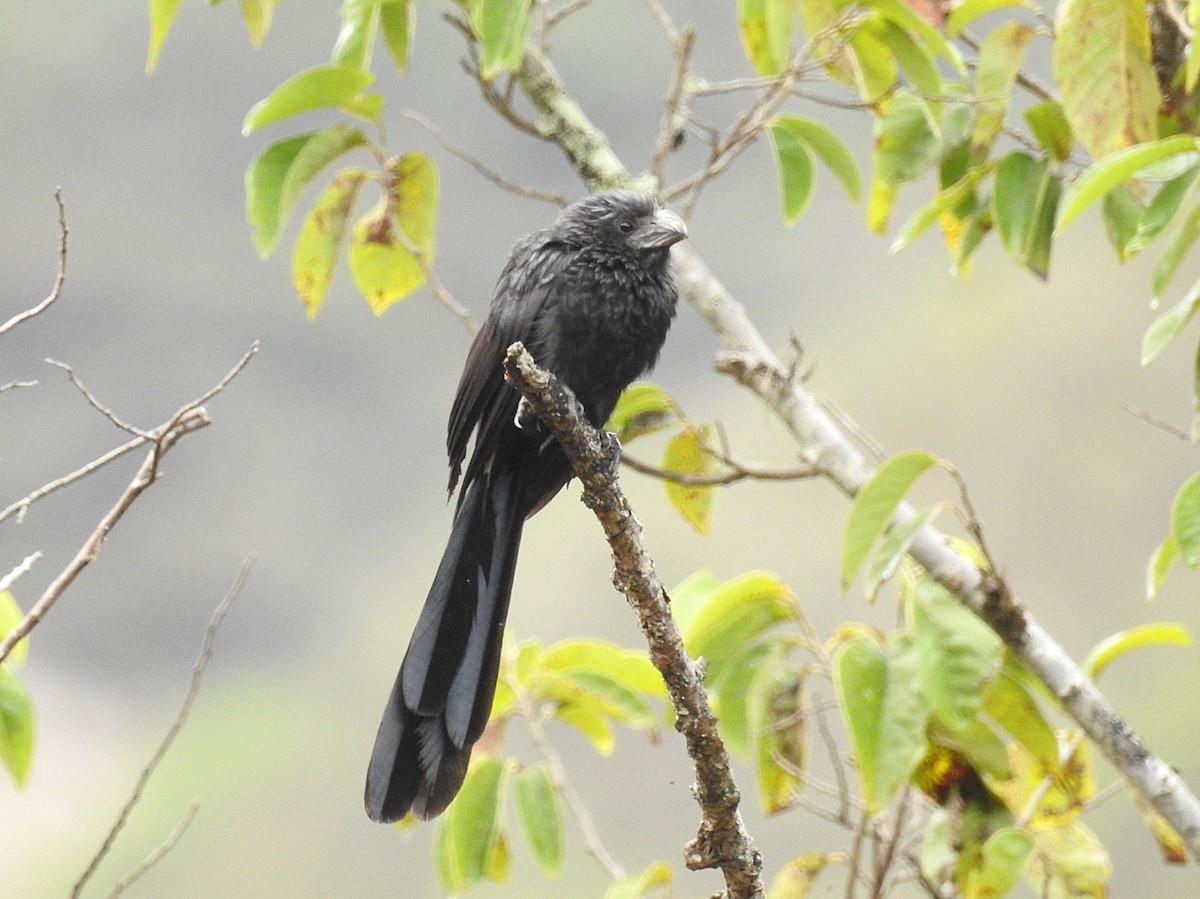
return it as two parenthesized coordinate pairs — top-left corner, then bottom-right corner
(618, 220), (634, 234)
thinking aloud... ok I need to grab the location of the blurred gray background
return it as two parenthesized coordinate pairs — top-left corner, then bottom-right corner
(3, 1), (1200, 896)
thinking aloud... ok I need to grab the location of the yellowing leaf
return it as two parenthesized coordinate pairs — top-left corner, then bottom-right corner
(662, 424), (719, 534)
(239, 0), (276, 47)
(292, 167), (369, 318)
(434, 758), (507, 892)
(971, 22), (1037, 158)
(0, 591), (28, 667)
(1053, 0), (1162, 157)
(766, 852), (841, 899)
(738, 0), (795, 76)
(606, 382), (678, 442)
(513, 764), (564, 876)
(0, 667), (34, 788)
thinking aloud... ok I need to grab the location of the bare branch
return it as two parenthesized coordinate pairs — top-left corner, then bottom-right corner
(44, 359), (149, 437)
(0, 553), (41, 593)
(105, 803), (199, 899)
(0, 346), (257, 663)
(650, 26), (695, 188)
(508, 653), (626, 881)
(622, 448), (819, 486)
(1118, 400), (1194, 442)
(642, 0), (680, 44)
(72, 557), (254, 899)
(1, 434), (149, 526)
(0, 380), (38, 393)
(0, 189), (68, 337)
(503, 343), (764, 899)
(401, 109), (569, 207)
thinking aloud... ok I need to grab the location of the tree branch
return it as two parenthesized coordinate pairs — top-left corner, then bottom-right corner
(0, 189), (67, 337)
(503, 342), (764, 899)
(503, 41), (1200, 861)
(72, 557), (254, 899)
(0, 344), (258, 664)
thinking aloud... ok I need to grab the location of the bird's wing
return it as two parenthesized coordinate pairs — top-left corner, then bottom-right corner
(446, 233), (571, 498)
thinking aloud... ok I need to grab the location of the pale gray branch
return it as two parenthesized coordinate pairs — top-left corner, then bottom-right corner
(0, 189), (67, 337)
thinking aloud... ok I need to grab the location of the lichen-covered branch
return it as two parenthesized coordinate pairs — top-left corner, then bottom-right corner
(506, 45), (1200, 860)
(503, 342), (764, 899)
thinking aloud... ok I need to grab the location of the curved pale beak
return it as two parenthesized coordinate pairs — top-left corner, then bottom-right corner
(634, 207), (688, 249)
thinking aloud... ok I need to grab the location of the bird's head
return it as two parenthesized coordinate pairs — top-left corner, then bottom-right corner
(557, 191), (688, 255)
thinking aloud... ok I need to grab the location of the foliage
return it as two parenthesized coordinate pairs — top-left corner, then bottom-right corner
(134, 0), (1200, 895)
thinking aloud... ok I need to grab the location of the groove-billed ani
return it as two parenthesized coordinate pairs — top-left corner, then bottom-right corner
(365, 191), (688, 822)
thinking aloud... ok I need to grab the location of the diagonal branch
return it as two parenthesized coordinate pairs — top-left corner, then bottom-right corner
(0, 344), (258, 664)
(503, 342), (764, 899)
(502, 43), (1200, 861)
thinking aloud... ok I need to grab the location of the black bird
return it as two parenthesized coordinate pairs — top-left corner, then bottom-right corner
(365, 191), (688, 822)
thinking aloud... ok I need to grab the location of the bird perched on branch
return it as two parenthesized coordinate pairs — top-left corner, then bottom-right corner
(366, 191), (688, 822)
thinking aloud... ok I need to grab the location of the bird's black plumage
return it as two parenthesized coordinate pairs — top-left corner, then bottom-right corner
(365, 191), (688, 822)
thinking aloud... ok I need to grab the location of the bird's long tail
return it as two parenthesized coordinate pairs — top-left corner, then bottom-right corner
(365, 466), (524, 821)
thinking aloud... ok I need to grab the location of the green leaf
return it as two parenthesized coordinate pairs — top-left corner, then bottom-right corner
(953, 206), (994, 277)
(662, 424), (719, 534)
(873, 93), (939, 187)
(833, 633), (930, 813)
(1056, 136), (1199, 231)
(604, 861), (673, 899)
(434, 758), (507, 892)
(347, 151), (439, 314)
(849, 29), (898, 102)
(738, 0), (795, 76)
(1101, 185), (1145, 261)
(1142, 279), (1200, 364)
(713, 639), (783, 757)
(667, 569), (721, 637)
(862, 0), (965, 73)
(246, 124), (369, 257)
(0, 591), (29, 667)
(961, 828), (1034, 899)
(870, 19), (942, 99)
(292, 167), (369, 318)
(1024, 101), (1074, 163)
(773, 116), (861, 204)
(992, 151), (1060, 279)
(239, 0), (275, 47)
(513, 764), (564, 876)
(842, 450), (939, 590)
(379, 0), (414, 73)
(243, 65), (375, 134)
(1171, 471), (1200, 566)
(768, 121), (815, 225)
(146, 0), (185, 74)
(332, 1), (377, 69)
(910, 578), (1002, 732)
(607, 382), (679, 442)
(559, 669), (658, 731)
(1152, 205), (1200, 299)
(0, 666), (34, 788)
(891, 166), (992, 254)
(539, 639), (664, 697)
(682, 572), (799, 687)
(1082, 623), (1191, 680)
(945, 0), (1037, 37)
(971, 22), (1037, 158)
(1129, 163), (1200, 252)
(1052, 0), (1162, 157)
(472, 0), (533, 79)
(982, 660), (1058, 769)
(1146, 532), (1178, 599)
(864, 505), (945, 598)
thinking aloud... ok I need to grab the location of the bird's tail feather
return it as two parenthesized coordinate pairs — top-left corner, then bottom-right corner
(365, 468), (524, 822)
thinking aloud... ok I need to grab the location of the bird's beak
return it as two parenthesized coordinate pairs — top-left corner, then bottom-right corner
(634, 207), (688, 249)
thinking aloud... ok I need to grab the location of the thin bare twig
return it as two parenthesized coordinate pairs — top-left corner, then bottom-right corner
(1118, 400), (1193, 442)
(509, 655), (626, 880)
(642, 0), (679, 44)
(105, 803), (199, 899)
(0, 379), (38, 393)
(0, 346), (257, 664)
(0, 553), (41, 593)
(622, 450), (819, 486)
(44, 359), (148, 437)
(650, 26), (695, 188)
(0, 189), (67, 337)
(545, 0), (594, 29)
(1, 434), (150, 526)
(72, 557), (254, 899)
(401, 110), (568, 206)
